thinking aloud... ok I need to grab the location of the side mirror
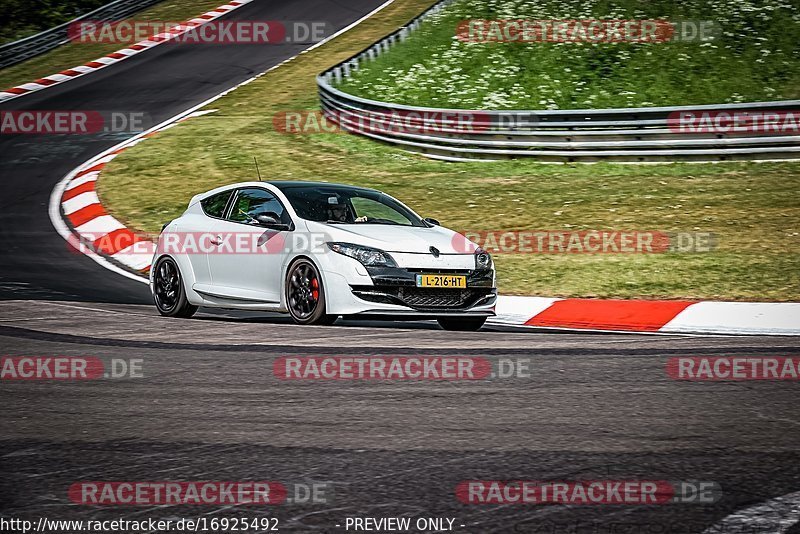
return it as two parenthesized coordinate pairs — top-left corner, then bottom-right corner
(255, 212), (291, 231)
(423, 217), (440, 226)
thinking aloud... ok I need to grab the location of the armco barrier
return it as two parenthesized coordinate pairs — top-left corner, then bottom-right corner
(0, 0), (164, 69)
(316, 0), (800, 162)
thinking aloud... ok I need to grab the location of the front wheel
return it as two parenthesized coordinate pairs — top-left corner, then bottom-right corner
(286, 259), (337, 325)
(437, 317), (487, 331)
(153, 256), (198, 318)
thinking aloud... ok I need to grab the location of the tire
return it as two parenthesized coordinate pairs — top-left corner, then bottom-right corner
(437, 317), (487, 331)
(285, 258), (337, 325)
(153, 256), (198, 318)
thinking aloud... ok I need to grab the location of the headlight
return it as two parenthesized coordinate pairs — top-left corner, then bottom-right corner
(327, 242), (397, 267)
(475, 247), (492, 269)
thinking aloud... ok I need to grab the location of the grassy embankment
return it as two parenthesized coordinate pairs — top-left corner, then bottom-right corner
(339, 0), (800, 109)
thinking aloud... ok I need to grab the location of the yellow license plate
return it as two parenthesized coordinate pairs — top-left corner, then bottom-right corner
(416, 274), (467, 288)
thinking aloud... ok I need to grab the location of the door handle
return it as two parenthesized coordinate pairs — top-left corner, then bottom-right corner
(209, 235), (223, 246)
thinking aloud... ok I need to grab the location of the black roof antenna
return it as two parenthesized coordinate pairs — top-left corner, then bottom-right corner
(253, 156), (263, 181)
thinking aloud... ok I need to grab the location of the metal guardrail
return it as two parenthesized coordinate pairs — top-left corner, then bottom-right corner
(317, 0), (800, 162)
(0, 0), (164, 69)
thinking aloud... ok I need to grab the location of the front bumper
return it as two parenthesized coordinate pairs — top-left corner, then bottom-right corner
(314, 247), (496, 316)
(351, 266), (495, 312)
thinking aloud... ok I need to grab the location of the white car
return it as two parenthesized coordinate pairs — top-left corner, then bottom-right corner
(150, 181), (496, 330)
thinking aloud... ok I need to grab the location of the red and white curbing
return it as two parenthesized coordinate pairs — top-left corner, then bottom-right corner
(0, 0), (254, 103)
(61, 144), (155, 273)
(56, 112), (207, 276)
(493, 296), (800, 335)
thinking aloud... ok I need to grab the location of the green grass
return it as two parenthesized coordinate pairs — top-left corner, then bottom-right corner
(338, 0), (800, 109)
(0, 0), (228, 90)
(0, 0), (107, 44)
(98, 0), (800, 301)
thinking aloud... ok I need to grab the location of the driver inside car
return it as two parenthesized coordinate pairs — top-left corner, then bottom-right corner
(327, 197), (367, 223)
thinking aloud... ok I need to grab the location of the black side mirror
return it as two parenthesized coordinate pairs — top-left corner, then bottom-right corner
(423, 217), (440, 226)
(255, 212), (291, 230)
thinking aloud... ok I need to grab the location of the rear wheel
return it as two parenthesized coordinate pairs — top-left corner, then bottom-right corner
(153, 256), (198, 318)
(437, 317), (487, 331)
(286, 259), (337, 325)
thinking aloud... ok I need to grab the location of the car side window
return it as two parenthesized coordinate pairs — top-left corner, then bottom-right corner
(200, 191), (232, 218)
(228, 188), (288, 225)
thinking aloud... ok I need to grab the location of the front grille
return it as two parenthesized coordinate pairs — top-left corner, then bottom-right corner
(351, 286), (494, 311)
(399, 287), (473, 307)
(404, 268), (472, 275)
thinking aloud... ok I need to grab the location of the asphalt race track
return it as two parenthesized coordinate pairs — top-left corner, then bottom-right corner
(1, 301), (800, 532)
(1, 1), (800, 532)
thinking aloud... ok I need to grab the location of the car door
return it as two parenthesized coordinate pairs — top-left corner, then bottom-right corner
(205, 187), (290, 303)
(184, 189), (233, 285)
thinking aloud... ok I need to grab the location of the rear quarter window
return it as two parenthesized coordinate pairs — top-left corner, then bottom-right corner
(200, 191), (232, 218)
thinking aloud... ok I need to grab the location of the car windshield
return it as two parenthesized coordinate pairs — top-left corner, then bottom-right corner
(274, 184), (425, 227)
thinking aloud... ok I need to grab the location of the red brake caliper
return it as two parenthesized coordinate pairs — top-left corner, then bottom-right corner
(311, 278), (319, 301)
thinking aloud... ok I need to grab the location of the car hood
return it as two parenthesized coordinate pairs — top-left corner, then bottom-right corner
(306, 221), (477, 255)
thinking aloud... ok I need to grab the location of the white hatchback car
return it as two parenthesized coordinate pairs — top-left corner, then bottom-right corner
(150, 181), (496, 330)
